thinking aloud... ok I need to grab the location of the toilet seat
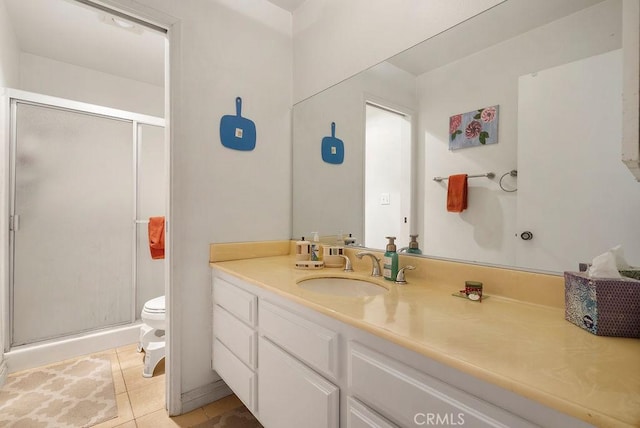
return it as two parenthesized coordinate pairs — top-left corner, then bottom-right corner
(141, 296), (165, 331)
(143, 296), (165, 314)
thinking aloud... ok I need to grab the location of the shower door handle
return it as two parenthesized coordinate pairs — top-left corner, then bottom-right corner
(10, 215), (19, 231)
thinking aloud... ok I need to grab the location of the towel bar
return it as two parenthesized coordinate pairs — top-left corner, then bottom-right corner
(433, 172), (495, 182)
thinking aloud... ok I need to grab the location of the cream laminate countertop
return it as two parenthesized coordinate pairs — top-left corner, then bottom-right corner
(210, 253), (640, 428)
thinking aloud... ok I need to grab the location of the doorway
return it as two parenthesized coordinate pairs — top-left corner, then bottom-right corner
(1, 0), (170, 406)
(364, 102), (413, 250)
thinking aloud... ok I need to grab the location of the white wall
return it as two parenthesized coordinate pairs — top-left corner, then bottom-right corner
(292, 0), (503, 103)
(109, 0), (293, 410)
(0, 0), (19, 88)
(19, 53), (164, 117)
(417, 0), (621, 266)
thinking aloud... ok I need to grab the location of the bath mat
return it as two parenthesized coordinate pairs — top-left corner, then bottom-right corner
(194, 405), (263, 428)
(0, 355), (117, 427)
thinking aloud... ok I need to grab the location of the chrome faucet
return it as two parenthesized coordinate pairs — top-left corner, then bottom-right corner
(395, 265), (415, 285)
(339, 254), (353, 272)
(355, 251), (382, 277)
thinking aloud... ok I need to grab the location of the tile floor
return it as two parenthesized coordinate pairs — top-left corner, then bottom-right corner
(88, 343), (246, 428)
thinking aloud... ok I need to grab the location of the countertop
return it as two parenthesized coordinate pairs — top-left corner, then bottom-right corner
(210, 252), (640, 428)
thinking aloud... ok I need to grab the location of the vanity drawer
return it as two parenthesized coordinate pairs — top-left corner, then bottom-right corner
(259, 300), (338, 379)
(212, 339), (256, 413)
(213, 305), (257, 369)
(349, 342), (537, 428)
(347, 397), (399, 428)
(213, 276), (257, 327)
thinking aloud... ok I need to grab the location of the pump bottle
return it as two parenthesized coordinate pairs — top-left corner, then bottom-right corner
(406, 234), (422, 255)
(383, 236), (399, 281)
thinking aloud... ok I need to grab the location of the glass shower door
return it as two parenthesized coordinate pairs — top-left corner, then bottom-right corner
(11, 102), (134, 346)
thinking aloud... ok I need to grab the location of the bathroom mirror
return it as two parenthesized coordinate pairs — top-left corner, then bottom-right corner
(292, 0), (640, 274)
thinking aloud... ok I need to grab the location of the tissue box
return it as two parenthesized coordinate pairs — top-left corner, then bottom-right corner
(619, 269), (640, 281)
(564, 272), (640, 338)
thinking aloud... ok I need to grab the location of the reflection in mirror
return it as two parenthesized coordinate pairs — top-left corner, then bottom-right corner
(292, 0), (640, 274)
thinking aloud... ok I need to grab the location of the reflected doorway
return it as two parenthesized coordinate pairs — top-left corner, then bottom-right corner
(364, 102), (412, 250)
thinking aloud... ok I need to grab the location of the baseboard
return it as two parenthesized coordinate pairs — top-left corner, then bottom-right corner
(0, 359), (7, 387)
(5, 323), (141, 373)
(181, 379), (233, 414)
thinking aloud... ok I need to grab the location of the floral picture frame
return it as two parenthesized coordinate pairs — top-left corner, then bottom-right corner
(449, 105), (499, 150)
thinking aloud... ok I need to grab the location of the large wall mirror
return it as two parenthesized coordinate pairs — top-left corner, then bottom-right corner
(292, 0), (640, 274)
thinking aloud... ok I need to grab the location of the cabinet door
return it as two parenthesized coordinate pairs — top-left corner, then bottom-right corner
(258, 336), (339, 428)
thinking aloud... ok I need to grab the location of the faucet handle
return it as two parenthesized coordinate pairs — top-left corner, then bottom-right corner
(395, 265), (415, 285)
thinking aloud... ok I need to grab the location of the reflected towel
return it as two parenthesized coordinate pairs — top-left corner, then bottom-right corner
(148, 216), (165, 260)
(447, 174), (468, 212)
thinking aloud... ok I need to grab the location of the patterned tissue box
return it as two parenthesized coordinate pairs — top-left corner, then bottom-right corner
(620, 269), (640, 280)
(564, 272), (640, 338)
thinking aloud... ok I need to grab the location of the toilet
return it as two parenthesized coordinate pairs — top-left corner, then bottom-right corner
(138, 295), (166, 378)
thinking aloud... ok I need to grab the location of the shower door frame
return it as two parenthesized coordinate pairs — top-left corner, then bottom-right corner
(5, 88), (165, 348)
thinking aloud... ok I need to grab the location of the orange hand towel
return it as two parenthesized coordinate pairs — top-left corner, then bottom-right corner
(148, 216), (165, 260)
(447, 174), (468, 213)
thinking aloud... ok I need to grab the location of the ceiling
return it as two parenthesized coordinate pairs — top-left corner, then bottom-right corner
(4, 0), (165, 86)
(6, 0), (600, 90)
(3, 0), (305, 87)
(387, 0), (605, 76)
(266, 0), (306, 13)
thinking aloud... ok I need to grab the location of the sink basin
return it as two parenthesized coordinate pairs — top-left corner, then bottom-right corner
(298, 277), (387, 297)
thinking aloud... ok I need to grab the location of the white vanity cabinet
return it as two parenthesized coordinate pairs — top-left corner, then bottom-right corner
(211, 276), (258, 412)
(211, 268), (593, 428)
(212, 271), (340, 428)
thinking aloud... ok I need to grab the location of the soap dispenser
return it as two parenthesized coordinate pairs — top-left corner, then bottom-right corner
(383, 236), (399, 281)
(406, 234), (422, 255)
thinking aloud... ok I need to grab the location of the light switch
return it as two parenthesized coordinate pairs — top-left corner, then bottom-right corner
(380, 193), (390, 205)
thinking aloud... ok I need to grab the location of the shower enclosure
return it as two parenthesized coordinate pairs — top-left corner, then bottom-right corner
(7, 90), (165, 348)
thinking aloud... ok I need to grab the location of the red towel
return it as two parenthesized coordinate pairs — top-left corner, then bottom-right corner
(148, 216), (165, 260)
(447, 174), (468, 212)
